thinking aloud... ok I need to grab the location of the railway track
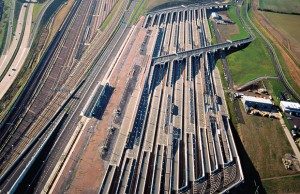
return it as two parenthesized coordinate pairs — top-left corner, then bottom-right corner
(0, 1), (134, 190)
(1, 0), (84, 183)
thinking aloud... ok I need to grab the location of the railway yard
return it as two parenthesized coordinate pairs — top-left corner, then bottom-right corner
(0, 0), (252, 193)
(99, 4), (244, 193)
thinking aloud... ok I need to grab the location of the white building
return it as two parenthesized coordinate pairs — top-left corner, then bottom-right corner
(280, 101), (300, 116)
(211, 12), (220, 19)
(242, 96), (273, 109)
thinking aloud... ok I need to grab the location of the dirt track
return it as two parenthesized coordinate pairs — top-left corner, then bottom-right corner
(252, 0), (300, 89)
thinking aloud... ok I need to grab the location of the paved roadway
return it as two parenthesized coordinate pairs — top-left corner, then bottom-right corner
(0, 3), (33, 100)
(0, 3), (28, 78)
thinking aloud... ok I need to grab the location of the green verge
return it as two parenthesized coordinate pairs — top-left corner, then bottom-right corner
(225, 93), (238, 129)
(12, 0), (22, 36)
(207, 19), (217, 44)
(227, 5), (249, 40)
(100, 0), (122, 31)
(215, 59), (228, 88)
(32, 2), (46, 23)
(0, 0), (12, 55)
(130, 0), (147, 25)
(267, 33), (300, 96)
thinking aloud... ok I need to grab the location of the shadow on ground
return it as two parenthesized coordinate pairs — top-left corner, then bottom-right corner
(229, 119), (267, 194)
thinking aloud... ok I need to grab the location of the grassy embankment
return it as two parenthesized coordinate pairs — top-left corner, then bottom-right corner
(31, 1), (49, 33)
(207, 19), (217, 44)
(12, 0), (22, 36)
(0, 0), (69, 122)
(100, 0), (123, 31)
(225, 38), (276, 86)
(129, 0), (147, 25)
(44, 0), (74, 51)
(0, 0), (11, 55)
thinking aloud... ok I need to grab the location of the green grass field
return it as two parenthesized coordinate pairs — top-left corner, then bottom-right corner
(226, 38), (276, 86)
(225, 2), (279, 87)
(259, 0), (300, 14)
(227, 6), (249, 40)
(32, 2), (47, 24)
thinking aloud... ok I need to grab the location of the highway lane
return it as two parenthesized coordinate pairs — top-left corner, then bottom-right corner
(0, 3), (33, 96)
(0, 3), (28, 79)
